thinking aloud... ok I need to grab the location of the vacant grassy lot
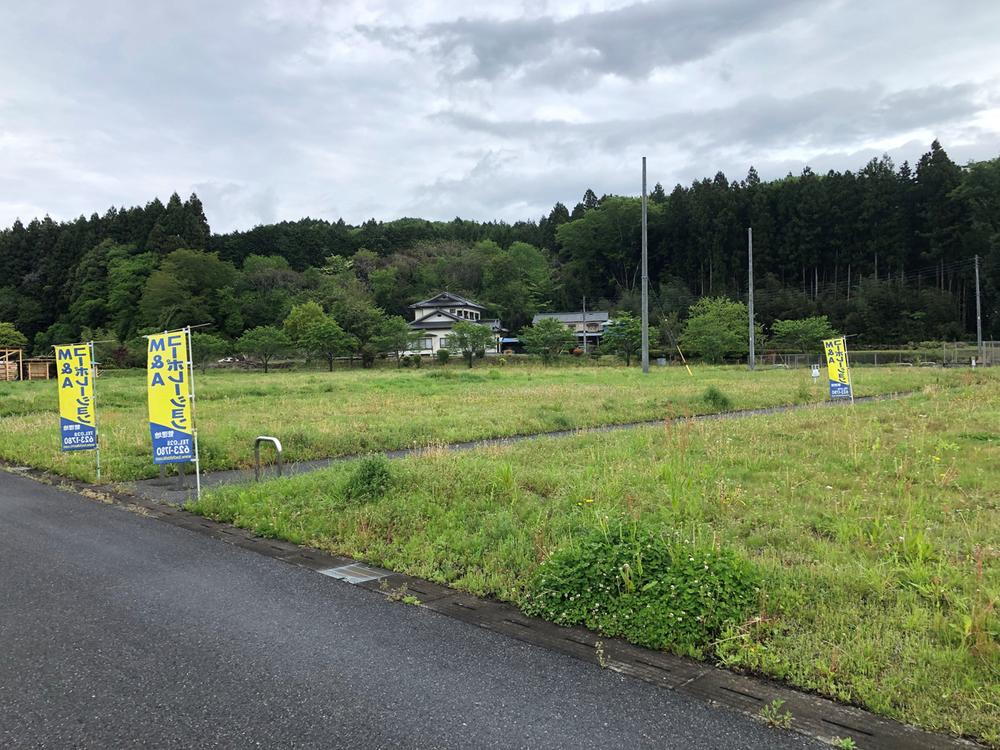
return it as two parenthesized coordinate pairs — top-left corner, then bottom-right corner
(0, 364), (993, 481)
(192, 380), (999, 744)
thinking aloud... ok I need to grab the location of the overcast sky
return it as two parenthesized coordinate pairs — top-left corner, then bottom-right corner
(2, 0), (999, 233)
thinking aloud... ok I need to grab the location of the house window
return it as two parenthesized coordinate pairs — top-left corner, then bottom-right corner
(416, 337), (432, 349)
(439, 337), (449, 349)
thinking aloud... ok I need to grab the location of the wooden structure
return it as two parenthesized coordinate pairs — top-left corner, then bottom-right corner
(0, 350), (55, 381)
(1, 348), (23, 381)
(26, 358), (56, 380)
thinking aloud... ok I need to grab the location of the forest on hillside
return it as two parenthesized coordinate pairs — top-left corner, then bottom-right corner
(1, 140), (998, 363)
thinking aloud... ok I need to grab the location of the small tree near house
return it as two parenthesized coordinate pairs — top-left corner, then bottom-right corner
(375, 315), (423, 367)
(602, 312), (643, 365)
(450, 321), (495, 368)
(519, 317), (576, 364)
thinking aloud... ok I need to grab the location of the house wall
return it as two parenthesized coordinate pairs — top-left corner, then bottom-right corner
(409, 328), (502, 356)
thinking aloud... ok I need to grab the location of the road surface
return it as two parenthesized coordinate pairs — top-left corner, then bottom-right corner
(0, 471), (816, 749)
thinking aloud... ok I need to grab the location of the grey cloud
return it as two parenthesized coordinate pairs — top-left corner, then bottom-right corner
(439, 82), (987, 154)
(191, 181), (278, 230)
(2, 1), (1000, 232)
(369, 0), (810, 87)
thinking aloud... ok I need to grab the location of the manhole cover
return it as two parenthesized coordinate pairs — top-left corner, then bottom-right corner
(317, 563), (391, 584)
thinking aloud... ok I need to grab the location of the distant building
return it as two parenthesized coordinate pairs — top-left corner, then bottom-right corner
(532, 310), (610, 350)
(407, 292), (505, 355)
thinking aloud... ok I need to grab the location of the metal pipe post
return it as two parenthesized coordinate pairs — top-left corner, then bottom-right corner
(748, 227), (755, 370)
(975, 254), (983, 363)
(641, 157), (649, 374)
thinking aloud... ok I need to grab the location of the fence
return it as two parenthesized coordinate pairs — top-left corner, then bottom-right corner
(753, 342), (997, 369)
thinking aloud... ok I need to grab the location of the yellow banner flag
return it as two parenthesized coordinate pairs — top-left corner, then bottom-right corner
(55, 343), (97, 451)
(822, 336), (853, 400)
(147, 330), (195, 463)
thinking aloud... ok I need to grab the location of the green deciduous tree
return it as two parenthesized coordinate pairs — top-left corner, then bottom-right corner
(300, 317), (354, 371)
(374, 315), (420, 366)
(770, 316), (837, 356)
(519, 317), (576, 363)
(450, 321), (495, 368)
(190, 332), (230, 373)
(0, 321), (28, 349)
(681, 297), (756, 364)
(601, 312), (643, 366)
(283, 301), (326, 350)
(236, 326), (291, 373)
(138, 248), (237, 330)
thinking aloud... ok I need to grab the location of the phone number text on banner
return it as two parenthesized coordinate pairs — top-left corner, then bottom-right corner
(823, 336), (853, 401)
(147, 331), (195, 464)
(55, 344), (97, 451)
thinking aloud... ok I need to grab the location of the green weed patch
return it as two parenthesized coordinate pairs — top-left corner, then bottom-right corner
(524, 522), (760, 657)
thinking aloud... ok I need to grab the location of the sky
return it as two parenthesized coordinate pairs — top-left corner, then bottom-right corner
(2, 0), (999, 233)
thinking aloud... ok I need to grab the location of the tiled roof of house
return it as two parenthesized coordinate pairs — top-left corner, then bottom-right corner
(409, 316), (505, 332)
(533, 311), (610, 324)
(409, 291), (486, 310)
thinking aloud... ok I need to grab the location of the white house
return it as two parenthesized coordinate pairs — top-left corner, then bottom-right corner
(407, 292), (505, 355)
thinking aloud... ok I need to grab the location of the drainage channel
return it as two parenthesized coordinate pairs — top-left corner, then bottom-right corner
(125, 391), (912, 504)
(3, 462), (979, 750)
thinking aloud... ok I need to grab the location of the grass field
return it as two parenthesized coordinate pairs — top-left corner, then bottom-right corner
(190, 380), (1000, 744)
(0, 364), (992, 482)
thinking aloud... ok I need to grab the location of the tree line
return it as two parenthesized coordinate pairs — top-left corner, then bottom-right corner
(1, 140), (998, 366)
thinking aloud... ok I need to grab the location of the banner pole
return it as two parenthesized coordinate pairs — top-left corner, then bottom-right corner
(90, 340), (101, 482)
(186, 326), (202, 502)
(845, 336), (854, 404)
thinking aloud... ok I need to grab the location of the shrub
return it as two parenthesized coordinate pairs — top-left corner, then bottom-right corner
(436, 348), (451, 364)
(344, 454), (394, 502)
(523, 523), (760, 657)
(703, 385), (732, 411)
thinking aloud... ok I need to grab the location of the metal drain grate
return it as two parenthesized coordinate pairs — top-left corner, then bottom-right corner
(317, 563), (391, 584)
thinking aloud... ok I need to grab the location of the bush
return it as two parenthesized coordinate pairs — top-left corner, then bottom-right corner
(702, 385), (732, 411)
(436, 348), (451, 364)
(523, 523), (760, 657)
(343, 454), (394, 503)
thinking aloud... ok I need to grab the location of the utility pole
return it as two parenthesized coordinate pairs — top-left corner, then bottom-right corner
(582, 296), (588, 355)
(975, 254), (983, 363)
(748, 227), (755, 370)
(641, 156), (649, 374)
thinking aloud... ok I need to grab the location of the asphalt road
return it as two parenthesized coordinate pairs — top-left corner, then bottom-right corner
(0, 471), (817, 749)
